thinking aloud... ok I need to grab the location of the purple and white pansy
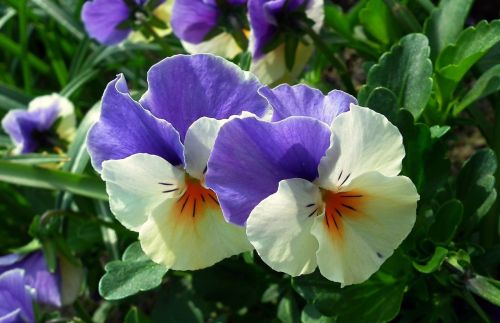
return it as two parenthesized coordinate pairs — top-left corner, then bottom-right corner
(87, 54), (268, 270)
(81, 0), (172, 45)
(1, 94), (75, 155)
(248, 0), (324, 84)
(171, 0), (248, 58)
(206, 85), (419, 285)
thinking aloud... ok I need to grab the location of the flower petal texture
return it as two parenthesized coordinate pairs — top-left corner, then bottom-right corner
(206, 116), (331, 226)
(171, 0), (219, 43)
(0, 270), (33, 323)
(246, 178), (320, 275)
(317, 105), (405, 190)
(81, 0), (132, 45)
(311, 172), (419, 285)
(101, 153), (186, 231)
(259, 84), (356, 123)
(140, 54), (267, 140)
(87, 74), (184, 172)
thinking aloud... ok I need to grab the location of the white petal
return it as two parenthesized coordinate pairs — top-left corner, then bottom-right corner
(249, 42), (314, 86)
(139, 187), (252, 270)
(246, 178), (321, 276)
(29, 93), (76, 142)
(317, 105), (405, 190)
(306, 0), (325, 33)
(101, 153), (185, 231)
(184, 112), (259, 180)
(311, 172), (419, 286)
(181, 33), (243, 58)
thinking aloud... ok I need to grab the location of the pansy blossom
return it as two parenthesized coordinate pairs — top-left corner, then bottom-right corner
(171, 0), (248, 58)
(248, 0), (324, 85)
(81, 0), (172, 45)
(1, 94), (75, 155)
(206, 85), (419, 285)
(87, 54), (268, 270)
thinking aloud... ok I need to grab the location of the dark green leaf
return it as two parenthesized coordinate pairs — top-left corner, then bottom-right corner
(358, 33), (433, 118)
(413, 246), (448, 273)
(365, 86), (399, 122)
(429, 199), (463, 243)
(454, 64), (500, 115)
(359, 0), (402, 45)
(99, 242), (168, 300)
(124, 307), (151, 323)
(301, 304), (337, 323)
(277, 292), (301, 323)
(31, 0), (85, 40)
(0, 160), (108, 200)
(424, 0), (473, 60)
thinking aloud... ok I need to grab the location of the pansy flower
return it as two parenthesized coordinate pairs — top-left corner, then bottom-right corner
(82, 0), (172, 46)
(171, 0), (248, 58)
(87, 54), (268, 270)
(206, 85), (419, 285)
(1, 94), (75, 155)
(248, 0), (324, 85)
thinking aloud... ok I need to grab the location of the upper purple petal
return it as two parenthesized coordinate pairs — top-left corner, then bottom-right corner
(0, 270), (34, 323)
(249, 0), (309, 58)
(171, 0), (219, 43)
(0, 252), (61, 308)
(87, 74), (184, 172)
(140, 54), (268, 141)
(259, 84), (356, 123)
(205, 116), (331, 226)
(1, 103), (60, 154)
(81, 0), (132, 45)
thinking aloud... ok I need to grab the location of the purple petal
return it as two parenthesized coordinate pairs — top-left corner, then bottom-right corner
(1, 103), (60, 154)
(259, 85), (356, 123)
(0, 252), (61, 308)
(171, 0), (219, 43)
(87, 74), (184, 172)
(0, 270), (34, 323)
(81, 0), (132, 45)
(205, 116), (331, 226)
(249, 0), (309, 59)
(140, 54), (268, 141)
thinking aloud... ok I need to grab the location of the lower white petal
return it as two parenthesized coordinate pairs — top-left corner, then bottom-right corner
(139, 182), (252, 270)
(101, 153), (185, 231)
(246, 178), (321, 276)
(311, 172), (419, 286)
(181, 33), (242, 58)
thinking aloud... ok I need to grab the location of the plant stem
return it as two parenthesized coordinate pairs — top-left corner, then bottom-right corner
(298, 21), (356, 94)
(142, 22), (173, 57)
(19, 0), (32, 94)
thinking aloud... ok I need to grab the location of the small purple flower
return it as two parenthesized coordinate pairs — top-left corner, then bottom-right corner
(87, 54), (268, 270)
(171, 0), (248, 57)
(81, 0), (168, 45)
(248, 0), (324, 84)
(1, 94), (75, 155)
(0, 251), (64, 322)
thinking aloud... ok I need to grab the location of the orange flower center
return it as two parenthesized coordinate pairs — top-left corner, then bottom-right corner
(321, 189), (365, 239)
(173, 176), (220, 221)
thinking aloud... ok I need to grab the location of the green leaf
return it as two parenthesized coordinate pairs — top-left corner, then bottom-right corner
(99, 242), (168, 300)
(429, 199), (463, 243)
(457, 149), (497, 225)
(0, 85), (32, 111)
(358, 33), (433, 118)
(277, 292), (301, 323)
(292, 271), (407, 323)
(30, 0), (85, 40)
(467, 275), (500, 306)
(359, 0), (402, 45)
(0, 160), (107, 200)
(413, 246), (448, 274)
(365, 86), (399, 122)
(454, 64), (500, 115)
(301, 304), (337, 323)
(429, 125), (450, 139)
(424, 0), (473, 61)
(2, 154), (69, 165)
(124, 307), (151, 323)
